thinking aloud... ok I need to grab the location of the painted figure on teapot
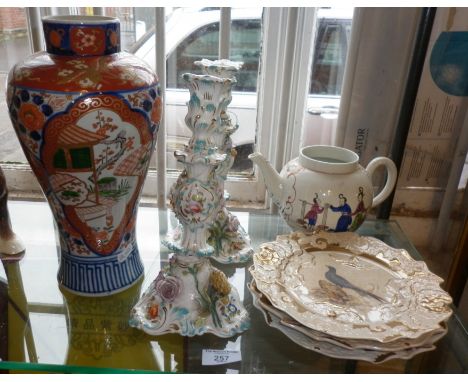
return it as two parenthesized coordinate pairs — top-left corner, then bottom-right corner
(249, 145), (397, 232)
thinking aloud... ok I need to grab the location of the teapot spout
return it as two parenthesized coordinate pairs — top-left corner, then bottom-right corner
(248, 152), (283, 205)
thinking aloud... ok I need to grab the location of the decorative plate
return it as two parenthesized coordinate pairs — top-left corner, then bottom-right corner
(249, 279), (447, 352)
(251, 231), (452, 343)
(248, 281), (442, 364)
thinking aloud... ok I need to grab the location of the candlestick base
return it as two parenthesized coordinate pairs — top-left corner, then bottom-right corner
(129, 255), (250, 337)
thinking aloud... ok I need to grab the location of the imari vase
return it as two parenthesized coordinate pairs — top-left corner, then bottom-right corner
(6, 16), (162, 295)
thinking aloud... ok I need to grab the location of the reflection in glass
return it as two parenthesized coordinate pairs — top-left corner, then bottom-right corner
(1, 259), (38, 363)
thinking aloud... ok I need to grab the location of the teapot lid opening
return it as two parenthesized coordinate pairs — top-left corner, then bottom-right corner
(299, 145), (359, 174)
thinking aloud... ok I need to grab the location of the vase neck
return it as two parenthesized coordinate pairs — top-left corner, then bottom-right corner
(42, 15), (120, 57)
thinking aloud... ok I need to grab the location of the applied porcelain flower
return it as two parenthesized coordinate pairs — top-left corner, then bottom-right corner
(156, 275), (182, 302)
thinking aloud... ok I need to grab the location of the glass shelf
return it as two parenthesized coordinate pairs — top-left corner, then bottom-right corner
(0, 200), (466, 373)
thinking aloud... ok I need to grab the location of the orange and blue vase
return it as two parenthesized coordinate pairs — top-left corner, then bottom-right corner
(7, 15), (162, 295)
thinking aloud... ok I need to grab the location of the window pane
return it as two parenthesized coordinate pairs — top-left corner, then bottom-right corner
(230, 19), (261, 92)
(302, 7), (353, 148)
(167, 18), (261, 92)
(0, 8), (31, 72)
(311, 23), (346, 95)
(0, 7), (31, 165)
(131, 7), (262, 175)
(167, 22), (219, 89)
(310, 11), (352, 96)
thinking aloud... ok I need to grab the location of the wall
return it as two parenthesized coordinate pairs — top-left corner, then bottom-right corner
(0, 8), (27, 33)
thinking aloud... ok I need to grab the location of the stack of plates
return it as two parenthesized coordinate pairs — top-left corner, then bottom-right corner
(249, 230), (453, 363)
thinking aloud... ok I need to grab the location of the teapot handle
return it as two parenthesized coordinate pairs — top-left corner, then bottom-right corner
(365, 157), (398, 207)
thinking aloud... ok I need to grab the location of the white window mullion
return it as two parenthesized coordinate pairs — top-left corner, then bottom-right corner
(282, 7), (316, 162)
(155, 7), (167, 208)
(256, 8), (288, 173)
(334, 7), (363, 148)
(219, 7), (231, 59)
(255, 8), (316, 209)
(26, 7), (44, 53)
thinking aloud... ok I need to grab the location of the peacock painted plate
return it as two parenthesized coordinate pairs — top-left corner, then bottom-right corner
(250, 230), (452, 343)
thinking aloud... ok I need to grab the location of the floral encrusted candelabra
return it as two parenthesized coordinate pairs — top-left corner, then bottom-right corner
(129, 60), (250, 337)
(165, 59), (254, 264)
(129, 254), (248, 337)
(196, 59), (254, 264)
(169, 149), (226, 255)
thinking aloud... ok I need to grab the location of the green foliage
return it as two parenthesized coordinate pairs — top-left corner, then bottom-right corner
(208, 219), (230, 254)
(61, 190), (80, 197)
(97, 177), (117, 185)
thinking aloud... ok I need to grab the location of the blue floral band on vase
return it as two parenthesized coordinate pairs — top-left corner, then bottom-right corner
(42, 15), (121, 56)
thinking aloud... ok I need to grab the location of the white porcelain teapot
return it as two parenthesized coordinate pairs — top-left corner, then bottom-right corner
(249, 145), (397, 232)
